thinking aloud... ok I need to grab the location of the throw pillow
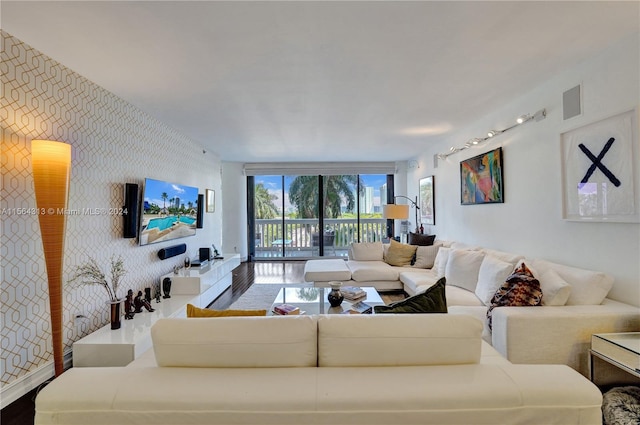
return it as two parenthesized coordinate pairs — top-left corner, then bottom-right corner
(538, 268), (572, 306)
(384, 239), (417, 267)
(444, 249), (485, 292)
(474, 255), (516, 305)
(186, 304), (267, 317)
(486, 263), (542, 330)
(374, 277), (447, 314)
(408, 232), (436, 246)
(433, 247), (451, 277)
(412, 242), (443, 269)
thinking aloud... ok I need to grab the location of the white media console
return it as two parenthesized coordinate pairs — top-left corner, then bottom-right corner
(72, 254), (240, 367)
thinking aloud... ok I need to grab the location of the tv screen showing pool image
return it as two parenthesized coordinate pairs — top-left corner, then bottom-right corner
(139, 178), (199, 246)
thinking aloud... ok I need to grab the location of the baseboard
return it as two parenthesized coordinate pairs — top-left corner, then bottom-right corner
(1, 349), (73, 409)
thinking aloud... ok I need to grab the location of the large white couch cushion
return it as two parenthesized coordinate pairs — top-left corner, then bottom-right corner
(347, 260), (399, 282)
(35, 363), (602, 425)
(317, 314), (482, 367)
(303, 258), (351, 282)
(527, 258), (614, 305)
(538, 267), (572, 306)
(152, 316), (318, 367)
(348, 241), (384, 261)
(445, 249), (485, 292)
(475, 255), (515, 305)
(400, 270), (486, 306)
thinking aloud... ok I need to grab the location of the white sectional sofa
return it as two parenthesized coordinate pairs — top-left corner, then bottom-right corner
(35, 314), (603, 425)
(304, 240), (640, 376)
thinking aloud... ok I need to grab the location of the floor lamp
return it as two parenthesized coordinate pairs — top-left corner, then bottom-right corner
(32, 140), (71, 377)
(382, 204), (409, 240)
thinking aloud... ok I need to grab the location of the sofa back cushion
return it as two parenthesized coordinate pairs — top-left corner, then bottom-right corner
(527, 258), (613, 305)
(317, 314), (482, 367)
(480, 248), (524, 266)
(475, 255), (516, 305)
(445, 249), (485, 292)
(537, 268), (572, 306)
(433, 247), (451, 277)
(349, 241), (384, 261)
(152, 316), (318, 368)
(412, 242), (443, 269)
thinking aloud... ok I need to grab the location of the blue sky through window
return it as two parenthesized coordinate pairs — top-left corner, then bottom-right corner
(256, 174), (386, 215)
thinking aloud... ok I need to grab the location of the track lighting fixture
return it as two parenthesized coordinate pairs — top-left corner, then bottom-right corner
(435, 108), (546, 161)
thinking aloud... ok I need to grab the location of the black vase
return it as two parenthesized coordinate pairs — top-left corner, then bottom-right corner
(328, 282), (344, 307)
(144, 287), (152, 303)
(162, 277), (172, 299)
(109, 300), (122, 330)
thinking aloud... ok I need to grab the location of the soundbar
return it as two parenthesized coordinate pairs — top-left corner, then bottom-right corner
(157, 243), (187, 260)
(123, 183), (139, 239)
(196, 194), (204, 229)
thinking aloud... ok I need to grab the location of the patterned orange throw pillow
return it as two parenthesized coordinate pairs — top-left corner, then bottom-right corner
(487, 262), (542, 330)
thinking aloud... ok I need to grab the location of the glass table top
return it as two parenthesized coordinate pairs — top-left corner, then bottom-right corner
(269, 286), (384, 315)
(593, 332), (640, 355)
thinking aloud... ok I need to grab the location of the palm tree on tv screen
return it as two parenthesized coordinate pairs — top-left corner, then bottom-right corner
(161, 192), (168, 210)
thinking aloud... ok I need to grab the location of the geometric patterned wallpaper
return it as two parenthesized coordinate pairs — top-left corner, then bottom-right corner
(1, 31), (222, 388)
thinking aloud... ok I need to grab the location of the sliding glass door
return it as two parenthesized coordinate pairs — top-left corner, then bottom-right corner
(250, 173), (392, 260)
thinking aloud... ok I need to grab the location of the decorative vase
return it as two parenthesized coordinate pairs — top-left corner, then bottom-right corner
(328, 281), (344, 307)
(162, 277), (172, 299)
(108, 299), (122, 330)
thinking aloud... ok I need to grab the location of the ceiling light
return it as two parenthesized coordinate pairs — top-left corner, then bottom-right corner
(533, 109), (546, 121)
(436, 107), (546, 160)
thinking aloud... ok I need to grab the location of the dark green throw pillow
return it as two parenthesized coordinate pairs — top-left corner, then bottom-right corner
(374, 277), (447, 314)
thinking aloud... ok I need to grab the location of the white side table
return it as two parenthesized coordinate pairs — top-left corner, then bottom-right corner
(590, 332), (640, 385)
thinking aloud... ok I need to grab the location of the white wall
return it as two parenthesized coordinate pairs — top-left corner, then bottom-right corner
(1, 32), (223, 400)
(405, 33), (640, 306)
(222, 162), (248, 261)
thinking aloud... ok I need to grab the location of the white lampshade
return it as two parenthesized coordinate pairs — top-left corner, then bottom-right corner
(383, 204), (409, 220)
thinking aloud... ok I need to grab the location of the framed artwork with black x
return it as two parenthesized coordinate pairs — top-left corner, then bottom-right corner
(560, 108), (639, 222)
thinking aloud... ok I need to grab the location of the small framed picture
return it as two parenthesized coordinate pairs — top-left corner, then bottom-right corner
(419, 176), (435, 225)
(206, 189), (215, 213)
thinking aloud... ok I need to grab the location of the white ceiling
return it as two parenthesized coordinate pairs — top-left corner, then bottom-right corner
(2, 1), (638, 162)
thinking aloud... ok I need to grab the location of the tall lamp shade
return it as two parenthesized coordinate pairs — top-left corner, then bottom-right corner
(32, 140), (71, 377)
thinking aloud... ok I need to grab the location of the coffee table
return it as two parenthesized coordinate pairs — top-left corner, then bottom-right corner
(269, 286), (384, 315)
(590, 332), (640, 381)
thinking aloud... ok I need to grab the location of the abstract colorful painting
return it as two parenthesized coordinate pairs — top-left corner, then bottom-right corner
(460, 147), (504, 205)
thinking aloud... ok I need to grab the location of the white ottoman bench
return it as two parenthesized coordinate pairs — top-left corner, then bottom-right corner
(304, 259), (351, 284)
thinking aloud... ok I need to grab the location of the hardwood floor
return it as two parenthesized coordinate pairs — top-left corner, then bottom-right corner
(0, 261), (307, 425)
(207, 260), (308, 309)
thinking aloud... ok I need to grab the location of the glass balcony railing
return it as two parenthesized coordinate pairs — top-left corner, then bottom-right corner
(254, 218), (387, 258)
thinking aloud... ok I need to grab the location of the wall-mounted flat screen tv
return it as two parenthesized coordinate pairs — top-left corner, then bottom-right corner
(139, 178), (199, 246)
